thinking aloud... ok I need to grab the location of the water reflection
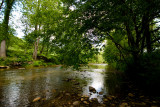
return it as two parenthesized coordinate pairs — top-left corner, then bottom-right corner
(81, 64), (107, 103)
(0, 64), (107, 106)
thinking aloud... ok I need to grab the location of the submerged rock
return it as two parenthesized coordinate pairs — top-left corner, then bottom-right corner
(65, 93), (70, 96)
(99, 91), (103, 95)
(18, 68), (25, 70)
(73, 101), (80, 106)
(83, 101), (89, 104)
(52, 89), (56, 93)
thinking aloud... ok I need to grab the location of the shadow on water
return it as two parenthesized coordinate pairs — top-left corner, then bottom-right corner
(105, 67), (126, 96)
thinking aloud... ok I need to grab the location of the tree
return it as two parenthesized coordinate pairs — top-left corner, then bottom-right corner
(22, 0), (63, 60)
(64, 0), (160, 63)
(0, 0), (15, 58)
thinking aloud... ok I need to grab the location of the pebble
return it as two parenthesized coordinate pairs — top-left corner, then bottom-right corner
(66, 93), (70, 96)
(91, 98), (98, 102)
(41, 98), (46, 101)
(103, 99), (108, 102)
(73, 101), (80, 106)
(108, 97), (112, 100)
(33, 97), (41, 102)
(81, 98), (84, 101)
(139, 96), (144, 98)
(152, 101), (157, 103)
(119, 102), (128, 107)
(128, 93), (134, 97)
(111, 104), (116, 107)
(78, 94), (81, 97)
(83, 101), (89, 104)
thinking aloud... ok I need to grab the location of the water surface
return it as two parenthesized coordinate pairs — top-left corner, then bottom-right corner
(0, 64), (108, 107)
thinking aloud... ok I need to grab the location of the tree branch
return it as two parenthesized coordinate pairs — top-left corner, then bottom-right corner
(106, 32), (128, 64)
(143, 36), (160, 48)
(151, 37), (160, 44)
(151, 26), (160, 33)
(0, 0), (4, 11)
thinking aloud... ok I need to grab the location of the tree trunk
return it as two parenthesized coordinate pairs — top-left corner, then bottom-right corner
(0, 0), (15, 58)
(33, 38), (40, 60)
(145, 23), (152, 53)
(40, 44), (44, 54)
(140, 35), (145, 54)
(33, 25), (39, 60)
(0, 40), (6, 58)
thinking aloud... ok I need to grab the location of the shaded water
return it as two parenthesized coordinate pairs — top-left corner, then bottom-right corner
(0, 64), (108, 107)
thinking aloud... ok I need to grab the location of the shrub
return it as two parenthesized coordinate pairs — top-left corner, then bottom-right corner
(32, 60), (44, 67)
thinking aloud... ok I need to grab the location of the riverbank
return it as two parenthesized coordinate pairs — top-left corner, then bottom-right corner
(0, 59), (58, 70)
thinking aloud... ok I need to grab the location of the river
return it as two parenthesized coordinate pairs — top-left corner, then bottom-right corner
(0, 64), (108, 107)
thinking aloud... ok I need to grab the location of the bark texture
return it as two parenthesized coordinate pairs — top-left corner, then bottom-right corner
(0, 40), (6, 58)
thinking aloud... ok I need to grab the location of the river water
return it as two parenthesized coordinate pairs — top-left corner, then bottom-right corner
(0, 64), (108, 107)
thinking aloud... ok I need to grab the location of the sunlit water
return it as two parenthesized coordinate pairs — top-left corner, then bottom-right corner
(0, 64), (108, 107)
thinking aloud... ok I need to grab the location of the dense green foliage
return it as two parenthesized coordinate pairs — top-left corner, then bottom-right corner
(0, 0), (160, 76)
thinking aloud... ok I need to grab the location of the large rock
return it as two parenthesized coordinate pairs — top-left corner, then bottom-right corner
(89, 86), (96, 93)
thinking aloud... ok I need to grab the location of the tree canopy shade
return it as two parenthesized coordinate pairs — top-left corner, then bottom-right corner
(63, 0), (160, 63)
